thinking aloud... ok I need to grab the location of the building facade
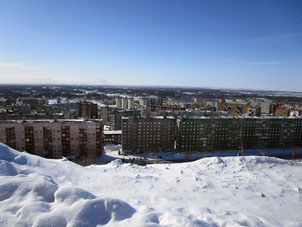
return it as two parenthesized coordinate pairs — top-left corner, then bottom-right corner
(0, 119), (103, 159)
(101, 106), (140, 130)
(116, 98), (134, 110)
(115, 110), (140, 130)
(100, 105), (116, 126)
(122, 116), (176, 153)
(147, 97), (164, 105)
(177, 117), (302, 152)
(76, 102), (98, 119)
(217, 102), (250, 116)
(147, 104), (185, 112)
(103, 130), (121, 144)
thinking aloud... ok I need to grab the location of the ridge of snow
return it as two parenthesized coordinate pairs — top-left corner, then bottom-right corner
(0, 142), (302, 226)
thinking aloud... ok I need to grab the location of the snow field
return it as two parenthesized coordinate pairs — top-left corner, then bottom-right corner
(0, 143), (302, 226)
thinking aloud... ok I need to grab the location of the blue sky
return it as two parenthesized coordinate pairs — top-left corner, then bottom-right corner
(0, 0), (301, 91)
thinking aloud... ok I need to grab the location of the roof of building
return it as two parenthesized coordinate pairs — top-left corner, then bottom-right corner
(178, 116), (302, 120)
(0, 119), (104, 124)
(103, 130), (122, 135)
(122, 116), (175, 120)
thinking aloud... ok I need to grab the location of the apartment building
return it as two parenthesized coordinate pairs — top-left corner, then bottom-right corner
(100, 105), (116, 125)
(76, 102), (98, 119)
(0, 119), (103, 159)
(147, 104), (185, 112)
(122, 116), (176, 153)
(177, 117), (302, 152)
(17, 98), (49, 108)
(115, 110), (140, 130)
(103, 130), (121, 144)
(116, 98), (134, 110)
(146, 97), (163, 105)
(217, 102), (250, 116)
(166, 99), (194, 107)
(101, 105), (140, 130)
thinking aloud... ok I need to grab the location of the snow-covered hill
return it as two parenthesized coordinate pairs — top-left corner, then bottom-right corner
(0, 143), (302, 226)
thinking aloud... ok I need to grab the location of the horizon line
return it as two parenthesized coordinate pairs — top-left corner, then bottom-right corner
(1, 83), (302, 94)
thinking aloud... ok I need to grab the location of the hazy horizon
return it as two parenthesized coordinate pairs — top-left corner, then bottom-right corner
(2, 83), (302, 94)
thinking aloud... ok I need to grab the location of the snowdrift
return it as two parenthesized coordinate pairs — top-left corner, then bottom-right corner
(0, 142), (302, 226)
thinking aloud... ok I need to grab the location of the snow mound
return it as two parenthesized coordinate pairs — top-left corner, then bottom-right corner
(0, 143), (136, 226)
(31, 197), (136, 227)
(0, 142), (302, 226)
(107, 158), (123, 168)
(0, 143), (19, 162)
(55, 186), (96, 204)
(72, 198), (136, 226)
(0, 176), (58, 203)
(0, 160), (18, 176)
(34, 215), (67, 227)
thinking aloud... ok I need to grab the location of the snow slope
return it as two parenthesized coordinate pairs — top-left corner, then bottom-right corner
(0, 143), (302, 226)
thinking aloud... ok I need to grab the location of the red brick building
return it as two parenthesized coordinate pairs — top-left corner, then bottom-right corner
(76, 102), (98, 119)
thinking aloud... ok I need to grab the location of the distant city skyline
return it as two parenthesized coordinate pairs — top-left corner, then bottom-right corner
(0, 0), (301, 91)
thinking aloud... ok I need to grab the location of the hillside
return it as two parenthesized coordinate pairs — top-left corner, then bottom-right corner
(0, 143), (302, 226)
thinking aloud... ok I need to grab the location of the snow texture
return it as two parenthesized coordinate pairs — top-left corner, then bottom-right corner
(0, 142), (302, 226)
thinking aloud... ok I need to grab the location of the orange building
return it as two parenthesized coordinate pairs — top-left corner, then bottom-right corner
(217, 103), (250, 116)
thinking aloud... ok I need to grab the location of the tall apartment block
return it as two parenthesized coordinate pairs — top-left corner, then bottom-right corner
(147, 97), (163, 105)
(100, 105), (140, 130)
(116, 98), (134, 110)
(177, 117), (302, 152)
(0, 119), (103, 159)
(122, 116), (176, 153)
(138, 97), (163, 106)
(76, 102), (98, 119)
(100, 105), (116, 126)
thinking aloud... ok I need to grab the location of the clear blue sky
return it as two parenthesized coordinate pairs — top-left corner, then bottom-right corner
(0, 0), (301, 91)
